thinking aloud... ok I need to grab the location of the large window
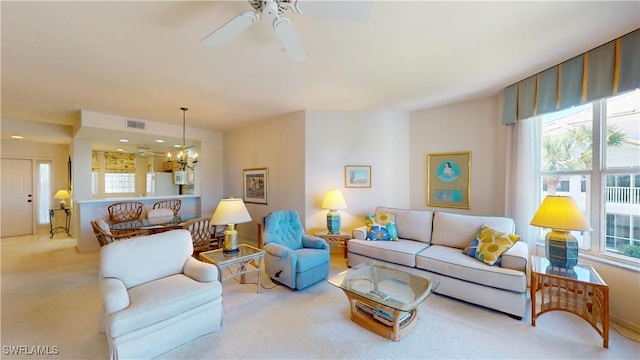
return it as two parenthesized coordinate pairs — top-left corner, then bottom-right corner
(537, 89), (640, 262)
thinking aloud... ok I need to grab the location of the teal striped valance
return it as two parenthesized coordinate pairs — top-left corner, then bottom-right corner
(503, 29), (639, 125)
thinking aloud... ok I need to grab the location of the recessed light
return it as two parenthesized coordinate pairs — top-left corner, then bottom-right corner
(11, 135), (24, 139)
(116, 148), (125, 152)
(155, 139), (165, 143)
(174, 144), (181, 148)
(119, 139), (129, 143)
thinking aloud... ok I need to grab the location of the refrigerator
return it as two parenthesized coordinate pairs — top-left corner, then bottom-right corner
(146, 173), (179, 196)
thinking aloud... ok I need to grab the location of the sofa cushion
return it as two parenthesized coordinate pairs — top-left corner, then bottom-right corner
(365, 213), (398, 241)
(463, 225), (520, 265)
(376, 207), (434, 244)
(348, 239), (429, 267)
(431, 211), (515, 249)
(416, 245), (526, 293)
(108, 273), (223, 338)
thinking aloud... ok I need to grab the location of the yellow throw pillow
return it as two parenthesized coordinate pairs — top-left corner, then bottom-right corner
(463, 225), (520, 265)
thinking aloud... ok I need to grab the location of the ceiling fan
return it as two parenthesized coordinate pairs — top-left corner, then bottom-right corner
(133, 145), (165, 158)
(202, 0), (371, 62)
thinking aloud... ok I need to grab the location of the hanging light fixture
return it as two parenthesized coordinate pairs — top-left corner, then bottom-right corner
(174, 107), (198, 172)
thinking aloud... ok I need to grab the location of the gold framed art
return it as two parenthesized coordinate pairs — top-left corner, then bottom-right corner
(243, 168), (268, 204)
(426, 151), (471, 209)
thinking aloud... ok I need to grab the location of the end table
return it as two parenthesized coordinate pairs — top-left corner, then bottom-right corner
(314, 229), (351, 258)
(49, 208), (71, 238)
(531, 255), (609, 348)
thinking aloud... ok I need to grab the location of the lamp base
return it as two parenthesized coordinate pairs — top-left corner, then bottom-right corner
(326, 210), (341, 234)
(223, 226), (239, 253)
(545, 230), (579, 268)
(59, 200), (66, 209)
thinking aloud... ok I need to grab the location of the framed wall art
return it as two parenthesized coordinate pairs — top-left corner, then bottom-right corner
(426, 152), (471, 209)
(243, 168), (268, 204)
(345, 165), (371, 188)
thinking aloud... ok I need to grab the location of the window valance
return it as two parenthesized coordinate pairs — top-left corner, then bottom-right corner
(93, 151), (136, 173)
(503, 29), (639, 125)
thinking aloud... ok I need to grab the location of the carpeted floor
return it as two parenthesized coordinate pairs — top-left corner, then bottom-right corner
(1, 234), (639, 359)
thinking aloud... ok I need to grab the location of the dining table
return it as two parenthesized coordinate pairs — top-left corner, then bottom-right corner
(109, 215), (197, 234)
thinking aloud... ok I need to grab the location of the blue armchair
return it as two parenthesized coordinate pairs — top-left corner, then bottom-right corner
(263, 210), (330, 290)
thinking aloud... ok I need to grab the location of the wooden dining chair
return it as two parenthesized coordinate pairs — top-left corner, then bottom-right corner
(152, 199), (182, 216)
(91, 219), (146, 247)
(107, 201), (144, 224)
(182, 217), (219, 257)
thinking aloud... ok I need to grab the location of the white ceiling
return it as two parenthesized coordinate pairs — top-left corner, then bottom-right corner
(2, 1), (639, 149)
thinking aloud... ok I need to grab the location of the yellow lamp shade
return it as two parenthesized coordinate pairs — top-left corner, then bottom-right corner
(321, 189), (347, 210)
(530, 195), (592, 231)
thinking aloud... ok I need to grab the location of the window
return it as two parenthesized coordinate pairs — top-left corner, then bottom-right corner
(104, 173), (135, 194)
(537, 89), (640, 262)
(36, 161), (52, 225)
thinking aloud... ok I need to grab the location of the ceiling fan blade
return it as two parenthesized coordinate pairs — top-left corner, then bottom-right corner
(273, 17), (307, 62)
(290, 0), (371, 21)
(202, 11), (260, 47)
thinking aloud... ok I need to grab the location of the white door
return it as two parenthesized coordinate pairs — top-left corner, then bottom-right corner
(1, 159), (33, 237)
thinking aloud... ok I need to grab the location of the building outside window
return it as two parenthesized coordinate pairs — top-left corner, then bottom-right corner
(537, 89), (640, 261)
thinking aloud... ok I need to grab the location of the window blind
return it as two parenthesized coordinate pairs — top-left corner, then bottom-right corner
(104, 152), (135, 173)
(502, 28), (639, 125)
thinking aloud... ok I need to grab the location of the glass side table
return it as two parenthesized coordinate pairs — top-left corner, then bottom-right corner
(531, 255), (609, 348)
(49, 208), (71, 238)
(199, 244), (264, 293)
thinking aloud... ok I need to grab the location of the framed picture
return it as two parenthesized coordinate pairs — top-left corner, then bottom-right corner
(427, 152), (471, 209)
(243, 168), (268, 204)
(345, 165), (371, 188)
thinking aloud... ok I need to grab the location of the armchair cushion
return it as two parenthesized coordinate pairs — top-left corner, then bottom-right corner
(108, 273), (222, 338)
(100, 230), (192, 289)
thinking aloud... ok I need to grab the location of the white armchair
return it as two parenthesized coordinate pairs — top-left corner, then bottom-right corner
(99, 229), (223, 360)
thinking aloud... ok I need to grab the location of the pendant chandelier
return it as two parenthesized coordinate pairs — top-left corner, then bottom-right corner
(173, 107), (198, 171)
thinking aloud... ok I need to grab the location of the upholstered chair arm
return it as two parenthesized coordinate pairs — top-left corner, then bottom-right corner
(183, 257), (219, 283)
(302, 234), (329, 249)
(352, 226), (367, 240)
(264, 243), (294, 259)
(99, 276), (130, 315)
(500, 241), (528, 273)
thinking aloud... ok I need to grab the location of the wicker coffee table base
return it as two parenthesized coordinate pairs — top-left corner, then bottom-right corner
(343, 291), (418, 341)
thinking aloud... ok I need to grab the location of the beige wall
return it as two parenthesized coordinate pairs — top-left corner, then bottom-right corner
(223, 111), (307, 241)
(305, 110), (410, 232)
(409, 96), (508, 216)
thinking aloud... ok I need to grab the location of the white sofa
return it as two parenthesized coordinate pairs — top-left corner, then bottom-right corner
(99, 230), (223, 359)
(347, 207), (528, 319)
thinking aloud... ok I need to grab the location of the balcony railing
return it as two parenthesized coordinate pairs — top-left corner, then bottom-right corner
(606, 186), (640, 205)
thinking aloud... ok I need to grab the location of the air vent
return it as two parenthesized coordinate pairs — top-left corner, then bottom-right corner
(126, 120), (146, 130)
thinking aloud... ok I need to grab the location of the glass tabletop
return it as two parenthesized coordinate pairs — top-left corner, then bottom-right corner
(110, 215), (195, 231)
(329, 262), (439, 312)
(199, 244), (264, 266)
(532, 256), (605, 285)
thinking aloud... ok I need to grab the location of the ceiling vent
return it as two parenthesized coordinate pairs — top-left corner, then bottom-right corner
(126, 119), (146, 130)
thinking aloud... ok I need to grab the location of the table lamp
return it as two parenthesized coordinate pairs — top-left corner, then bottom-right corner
(211, 197), (252, 253)
(54, 190), (71, 209)
(321, 189), (347, 234)
(530, 195), (592, 268)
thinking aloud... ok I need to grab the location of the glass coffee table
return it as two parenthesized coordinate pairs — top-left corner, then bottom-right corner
(199, 244), (264, 293)
(329, 262), (439, 341)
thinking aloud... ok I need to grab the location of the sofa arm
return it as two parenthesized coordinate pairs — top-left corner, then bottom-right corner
(303, 234), (329, 250)
(99, 276), (130, 316)
(264, 243), (294, 259)
(184, 257), (219, 283)
(352, 226), (367, 240)
(501, 241), (528, 273)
